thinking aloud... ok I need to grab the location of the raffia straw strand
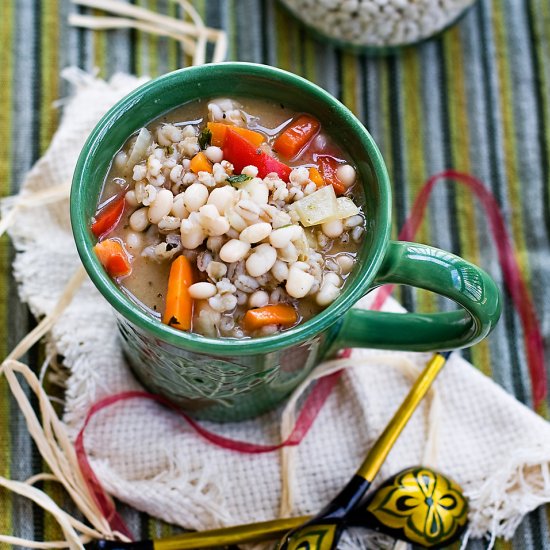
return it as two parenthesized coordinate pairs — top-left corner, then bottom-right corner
(0, 183), (71, 238)
(0, 206), (18, 239)
(278, 353), (441, 517)
(22, 476), (104, 538)
(0, 535), (79, 549)
(0, 265), (127, 541)
(2, 183), (70, 207)
(6, 267), (86, 362)
(1, 473), (102, 540)
(212, 30), (228, 64)
(72, 0), (221, 41)
(0, 476), (91, 549)
(68, 14), (197, 56)
(26, 473), (61, 485)
(174, 0), (207, 66)
(278, 357), (353, 517)
(422, 386), (443, 467)
(1, 361), (115, 536)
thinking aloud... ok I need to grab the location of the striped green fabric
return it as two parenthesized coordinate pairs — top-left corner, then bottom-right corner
(0, 0), (549, 548)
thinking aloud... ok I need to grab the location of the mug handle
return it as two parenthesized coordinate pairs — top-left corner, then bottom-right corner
(335, 241), (502, 351)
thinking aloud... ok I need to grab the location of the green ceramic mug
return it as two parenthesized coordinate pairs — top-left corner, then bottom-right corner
(71, 63), (501, 422)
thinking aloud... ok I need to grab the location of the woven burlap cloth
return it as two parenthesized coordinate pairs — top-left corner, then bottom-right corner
(5, 69), (550, 548)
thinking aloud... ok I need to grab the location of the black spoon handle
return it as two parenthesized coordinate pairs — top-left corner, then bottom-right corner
(87, 516), (309, 550)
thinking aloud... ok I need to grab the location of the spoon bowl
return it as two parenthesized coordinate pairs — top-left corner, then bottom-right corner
(355, 466), (469, 548)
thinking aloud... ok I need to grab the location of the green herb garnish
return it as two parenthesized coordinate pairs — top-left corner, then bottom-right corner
(198, 128), (212, 149)
(227, 174), (253, 185)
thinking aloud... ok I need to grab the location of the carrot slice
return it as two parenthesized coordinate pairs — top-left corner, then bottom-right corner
(273, 115), (320, 159)
(243, 304), (298, 333)
(190, 151), (213, 174)
(163, 256), (194, 331)
(91, 193), (126, 238)
(207, 122), (265, 148)
(316, 155), (346, 195)
(308, 167), (325, 188)
(94, 238), (132, 278)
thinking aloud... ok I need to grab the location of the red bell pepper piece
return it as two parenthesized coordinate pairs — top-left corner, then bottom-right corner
(315, 155), (346, 196)
(91, 192), (126, 238)
(223, 128), (291, 182)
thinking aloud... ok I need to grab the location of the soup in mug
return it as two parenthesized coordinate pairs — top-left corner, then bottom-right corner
(91, 97), (366, 338)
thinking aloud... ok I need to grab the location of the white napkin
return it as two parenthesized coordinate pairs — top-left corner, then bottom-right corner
(5, 68), (550, 548)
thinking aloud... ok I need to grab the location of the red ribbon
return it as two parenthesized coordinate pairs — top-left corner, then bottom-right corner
(75, 170), (546, 538)
(76, 351), (350, 538)
(373, 170), (547, 407)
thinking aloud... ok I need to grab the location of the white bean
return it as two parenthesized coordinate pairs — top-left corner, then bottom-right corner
(277, 242), (299, 263)
(316, 282), (341, 306)
(219, 239), (251, 263)
(294, 261), (309, 271)
(205, 146), (223, 164)
(125, 190), (139, 207)
(271, 260), (289, 282)
(286, 266), (315, 298)
(198, 205), (229, 236)
(324, 272), (342, 287)
(236, 199), (261, 221)
(148, 189), (174, 224)
(336, 164), (356, 188)
(336, 254), (355, 274)
(269, 225), (302, 248)
(205, 216), (230, 237)
(259, 324), (278, 336)
(124, 231), (143, 252)
(236, 290), (248, 305)
(226, 227), (240, 239)
(249, 290), (270, 308)
(208, 102), (224, 122)
(239, 222), (272, 244)
(207, 189), (233, 212)
(245, 244), (277, 277)
(171, 196), (188, 219)
(129, 207), (149, 232)
(321, 219), (344, 238)
(198, 204), (219, 220)
(226, 208), (248, 232)
(180, 219), (205, 249)
(114, 150), (128, 171)
(351, 226), (364, 242)
(344, 215), (363, 229)
(246, 181), (269, 205)
(189, 282), (217, 300)
(184, 183), (209, 212)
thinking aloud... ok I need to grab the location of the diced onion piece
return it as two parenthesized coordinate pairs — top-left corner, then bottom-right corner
(334, 197), (360, 220)
(292, 185), (338, 227)
(127, 128), (152, 169)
